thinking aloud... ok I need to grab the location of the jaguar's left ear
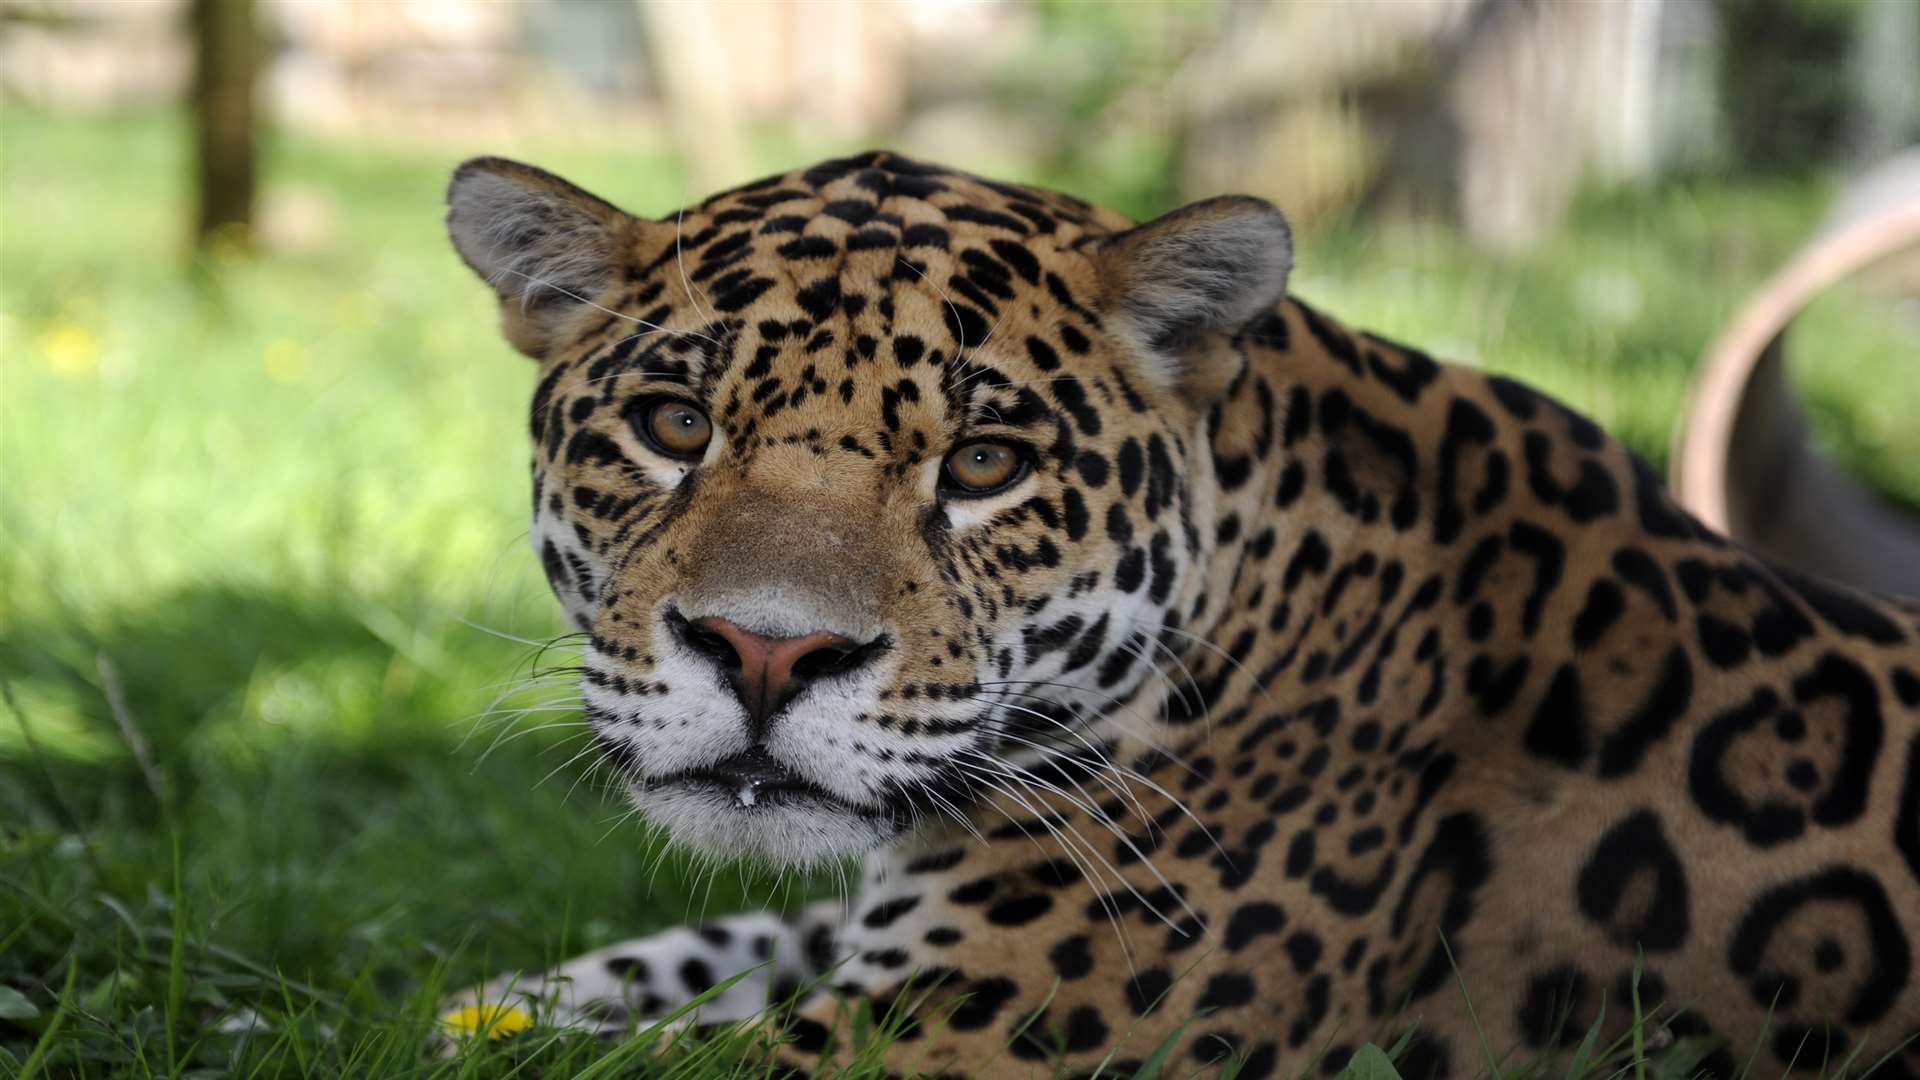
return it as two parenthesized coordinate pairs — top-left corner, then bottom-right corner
(1097, 195), (1292, 404)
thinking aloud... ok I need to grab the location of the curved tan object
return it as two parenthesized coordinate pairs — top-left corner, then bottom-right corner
(1670, 158), (1920, 598)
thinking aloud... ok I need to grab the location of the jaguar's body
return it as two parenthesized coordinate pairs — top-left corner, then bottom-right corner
(444, 152), (1920, 1078)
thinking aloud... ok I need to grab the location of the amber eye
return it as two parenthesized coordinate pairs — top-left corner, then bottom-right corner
(638, 399), (712, 460)
(940, 440), (1029, 497)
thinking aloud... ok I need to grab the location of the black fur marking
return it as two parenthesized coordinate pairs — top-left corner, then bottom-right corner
(1596, 646), (1692, 778)
(1689, 654), (1883, 846)
(1576, 810), (1689, 951)
(1516, 965), (1592, 1049)
(1391, 812), (1493, 1001)
(1730, 866), (1910, 1025)
(1524, 664), (1587, 768)
(1900, 735), (1920, 886)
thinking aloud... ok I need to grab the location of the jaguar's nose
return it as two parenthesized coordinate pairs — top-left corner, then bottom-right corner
(669, 611), (886, 738)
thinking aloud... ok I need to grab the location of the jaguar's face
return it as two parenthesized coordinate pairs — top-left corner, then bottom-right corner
(448, 153), (1291, 867)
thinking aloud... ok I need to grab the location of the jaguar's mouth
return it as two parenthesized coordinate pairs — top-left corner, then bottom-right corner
(651, 747), (872, 814)
(625, 746), (904, 867)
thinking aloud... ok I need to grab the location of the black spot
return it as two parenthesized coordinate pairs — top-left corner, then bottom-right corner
(1197, 972), (1256, 1011)
(1062, 1006), (1109, 1051)
(1506, 521), (1564, 635)
(902, 223), (950, 249)
(1362, 335), (1441, 403)
(1466, 654), (1530, 719)
(786, 1016), (831, 1052)
(1395, 1033), (1451, 1080)
(1284, 931), (1324, 973)
(862, 895), (922, 928)
(947, 976), (1018, 1031)
(1022, 335), (1062, 373)
(1632, 456), (1696, 538)
(986, 894), (1054, 926)
(1730, 866), (1910, 1025)
(1894, 668), (1920, 706)
(1522, 432), (1619, 522)
(905, 848), (966, 874)
(605, 955), (650, 982)
(793, 277), (841, 325)
(1897, 734), (1920, 885)
(1075, 452), (1109, 488)
(822, 198), (875, 225)
(1524, 664), (1588, 768)
(1576, 810), (1689, 952)
(711, 274), (777, 312)
(1284, 531), (1332, 591)
(1126, 968), (1172, 1015)
(1224, 901), (1286, 951)
(1516, 965), (1593, 1049)
(1049, 934), (1093, 979)
(1689, 654), (1883, 846)
(1433, 398), (1497, 544)
(1592, 646), (1690, 779)
(1452, 535), (1504, 604)
(1116, 438), (1145, 496)
(942, 204), (1030, 234)
(1611, 547), (1677, 620)
(1113, 547), (1146, 594)
(777, 235), (838, 260)
(1571, 580), (1625, 650)
(679, 957), (715, 994)
(1697, 612), (1753, 667)
(1391, 812), (1494, 1001)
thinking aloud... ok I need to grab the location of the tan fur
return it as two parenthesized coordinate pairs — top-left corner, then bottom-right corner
(448, 152), (1920, 1079)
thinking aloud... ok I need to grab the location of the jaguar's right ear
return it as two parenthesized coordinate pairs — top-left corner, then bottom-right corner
(446, 157), (640, 359)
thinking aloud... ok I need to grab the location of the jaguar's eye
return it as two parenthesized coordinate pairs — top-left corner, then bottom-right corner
(940, 440), (1029, 497)
(638, 399), (711, 461)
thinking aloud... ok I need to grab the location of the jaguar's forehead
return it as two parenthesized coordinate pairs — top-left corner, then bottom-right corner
(575, 152), (1145, 450)
(692, 151), (1127, 243)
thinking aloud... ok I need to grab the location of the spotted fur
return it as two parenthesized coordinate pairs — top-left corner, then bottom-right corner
(443, 152), (1920, 1078)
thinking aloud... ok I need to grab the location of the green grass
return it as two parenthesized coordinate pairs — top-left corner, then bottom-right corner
(3, 107), (1916, 1076)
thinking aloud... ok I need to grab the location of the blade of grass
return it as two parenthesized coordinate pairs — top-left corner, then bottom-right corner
(17, 955), (79, 1080)
(1566, 997), (1608, 1080)
(1341, 1043), (1403, 1080)
(167, 830), (187, 1077)
(1854, 1032), (1919, 1080)
(1629, 951), (1647, 1080)
(1733, 985), (1781, 1080)
(1127, 1011), (1203, 1080)
(1439, 934), (1501, 1079)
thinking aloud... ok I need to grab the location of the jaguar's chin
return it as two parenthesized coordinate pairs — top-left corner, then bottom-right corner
(628, 776), (903, 869)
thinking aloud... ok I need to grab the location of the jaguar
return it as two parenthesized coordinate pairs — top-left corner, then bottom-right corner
(441, 151), (1920, 1077)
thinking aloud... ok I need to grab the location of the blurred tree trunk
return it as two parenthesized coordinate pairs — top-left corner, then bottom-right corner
(1716, 0), (1858, 175)
(191, 0), (258, 253)
(637, 1), (749, 194)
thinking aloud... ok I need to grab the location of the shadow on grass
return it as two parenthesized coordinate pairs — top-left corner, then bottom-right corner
(1, 585), (828, 1047)
(1, 582), (544, 761)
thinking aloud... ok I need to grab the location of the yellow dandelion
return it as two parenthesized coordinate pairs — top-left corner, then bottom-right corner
(39, 322), (101, 377)
(441, 1002), (534, 1040)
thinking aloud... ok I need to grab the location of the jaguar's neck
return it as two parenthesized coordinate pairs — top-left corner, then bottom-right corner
(1170, 296), (1919, 773)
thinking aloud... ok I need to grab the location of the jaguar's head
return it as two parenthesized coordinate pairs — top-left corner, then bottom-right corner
(448, 152), (1290, 868)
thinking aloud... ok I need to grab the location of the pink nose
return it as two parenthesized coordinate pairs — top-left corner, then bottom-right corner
(692, 616), (859, 735)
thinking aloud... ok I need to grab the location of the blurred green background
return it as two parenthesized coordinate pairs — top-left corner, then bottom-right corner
(2, 0), (1917, 1074)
